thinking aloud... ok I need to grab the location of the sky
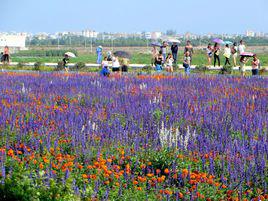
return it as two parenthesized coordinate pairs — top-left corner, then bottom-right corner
(1, 0), (267, 34)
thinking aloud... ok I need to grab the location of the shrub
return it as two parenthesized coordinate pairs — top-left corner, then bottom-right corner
(55, 61), (64, 71)
(72, 62), (86, 71)
(195, 65), (209, 73)
(219, 65), (232, 74)
(16, 62), (25, 69)
(33, 62), (42, 71)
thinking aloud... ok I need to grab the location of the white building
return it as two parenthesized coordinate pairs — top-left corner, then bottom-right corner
(151, 32), (162, 40)
(246, 30), (255, 37)
(82, 30), (98, 38)
(0, 34), (27, 51)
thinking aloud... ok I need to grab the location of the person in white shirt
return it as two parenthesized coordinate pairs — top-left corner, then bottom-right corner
(112, 56), (120, 73)
(238, 40), (246, 54)
(165, 53), (174, 73)
(223, 44), (231, 66)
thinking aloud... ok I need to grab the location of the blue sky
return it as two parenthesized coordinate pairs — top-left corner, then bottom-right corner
(1, 0), (267, 34)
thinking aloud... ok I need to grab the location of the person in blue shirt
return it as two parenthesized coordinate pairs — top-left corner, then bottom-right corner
(96, 46), (103, 64)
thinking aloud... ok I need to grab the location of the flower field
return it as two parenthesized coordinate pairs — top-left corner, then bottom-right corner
(0, 73), (267, 201)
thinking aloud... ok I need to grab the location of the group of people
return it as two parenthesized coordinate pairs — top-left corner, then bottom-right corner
(151, 40), (261, 76)
(99, 51), (129, 77)
(151, 40), (193, 75)
(207, 40), (260, 76)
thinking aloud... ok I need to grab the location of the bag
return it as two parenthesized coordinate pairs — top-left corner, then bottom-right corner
(231, 47), (237, 54)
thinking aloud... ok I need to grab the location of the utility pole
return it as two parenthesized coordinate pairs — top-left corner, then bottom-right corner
(90, 37), (93, 53)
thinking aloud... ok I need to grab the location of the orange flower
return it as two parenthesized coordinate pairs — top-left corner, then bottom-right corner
(115, 182), (120, 186)
(39, 163), (44, 169)
(222, 184), (227, 189)
(178, 192), (184, 199)
(82, 174), (88, 179)
(164, 168), (169, 174)
(7, 149), (14, 157)
(147, 173), (154, 178)
(104, 180), (110, 185)
(156, 169), (161, 174)
(136, 187), (142, 191)
(133, 180), (138, 185)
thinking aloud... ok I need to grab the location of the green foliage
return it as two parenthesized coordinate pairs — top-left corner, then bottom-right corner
(219, 65), (233, 75)
(33, 62), (42, 71)
(16, 62), (25, 69)
(72, 62), (86, 71)
(55, 61), (64, 71)
(195, 65), (209, 73)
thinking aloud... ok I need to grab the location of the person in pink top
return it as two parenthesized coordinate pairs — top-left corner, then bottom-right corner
(2, 46), (10, 65)
(251, 54), (260, 76)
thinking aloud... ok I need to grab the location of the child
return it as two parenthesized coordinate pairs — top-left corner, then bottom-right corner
(100, 57), (110, 77)
(63, 54), (69, 72)
(251, 54), (260, 76)
(239, 56), (248, 76)
(183, 51), (191, 75)
(112, 56), (120, 73)
(165, 53), (174, 73)
(206, 43), (213, 66)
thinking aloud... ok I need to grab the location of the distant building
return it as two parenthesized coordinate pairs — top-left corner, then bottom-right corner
(82, 30), (98, 38)
(246, 30), (255, 37)
(0, 33), (27, 52)
(144, 32), (152, 40)
(151, 32), (162, 40)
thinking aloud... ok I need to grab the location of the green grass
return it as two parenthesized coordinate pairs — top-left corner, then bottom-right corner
(10, 51), (268, 66)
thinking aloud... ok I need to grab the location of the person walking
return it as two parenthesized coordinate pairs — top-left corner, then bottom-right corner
(63, 54), (70, 72)
(184, 40), (193, 65)
(183, 51), (191, 75)
(251, 54), (260, 76)
(2, 46), (10, 65)
(100, 57), (110, 77)
(206, 43), (213, 66)
(213, 43), (221, 67)
(223, 44), (231, 66)
(238, 40), (246, 54)
(171, 43), (178, 63)
(231, 42), (238, 66)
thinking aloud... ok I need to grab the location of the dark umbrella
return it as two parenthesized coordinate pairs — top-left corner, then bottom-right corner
(113, 51), (131, 59)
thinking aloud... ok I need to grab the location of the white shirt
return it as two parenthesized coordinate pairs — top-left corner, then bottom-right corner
(112, 57), (120, 68)
(224, 47), (231, 58)
(238, 44), (245, 54)
(102, 60), (109, 68)
(167, 58), (174, 66)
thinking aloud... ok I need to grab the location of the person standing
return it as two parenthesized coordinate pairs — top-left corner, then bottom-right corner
(63, 54), (70, 72)
(251, 54), (260, 76)
(184, 40), (193, 65)
(96, 46), (103, 64)
(231, 42), (238, 66)
(238, 40), (246, 54)
(223, 44), (231, 66)
(155, 51), (164, 71)
(206, 43), (213, 66)
(183, 51), (191, 75)
(100, 57), (110, 77)
(171, 43), (178, 64)
(161, 42), (167, 63)
(2, 46), (10, 65)
(112, 56), (120, 73)
(151, 46), (159, 67)
(213, 43), (221, 67)
(239, 56), (248, 77)
(165, 53), (174, 73)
